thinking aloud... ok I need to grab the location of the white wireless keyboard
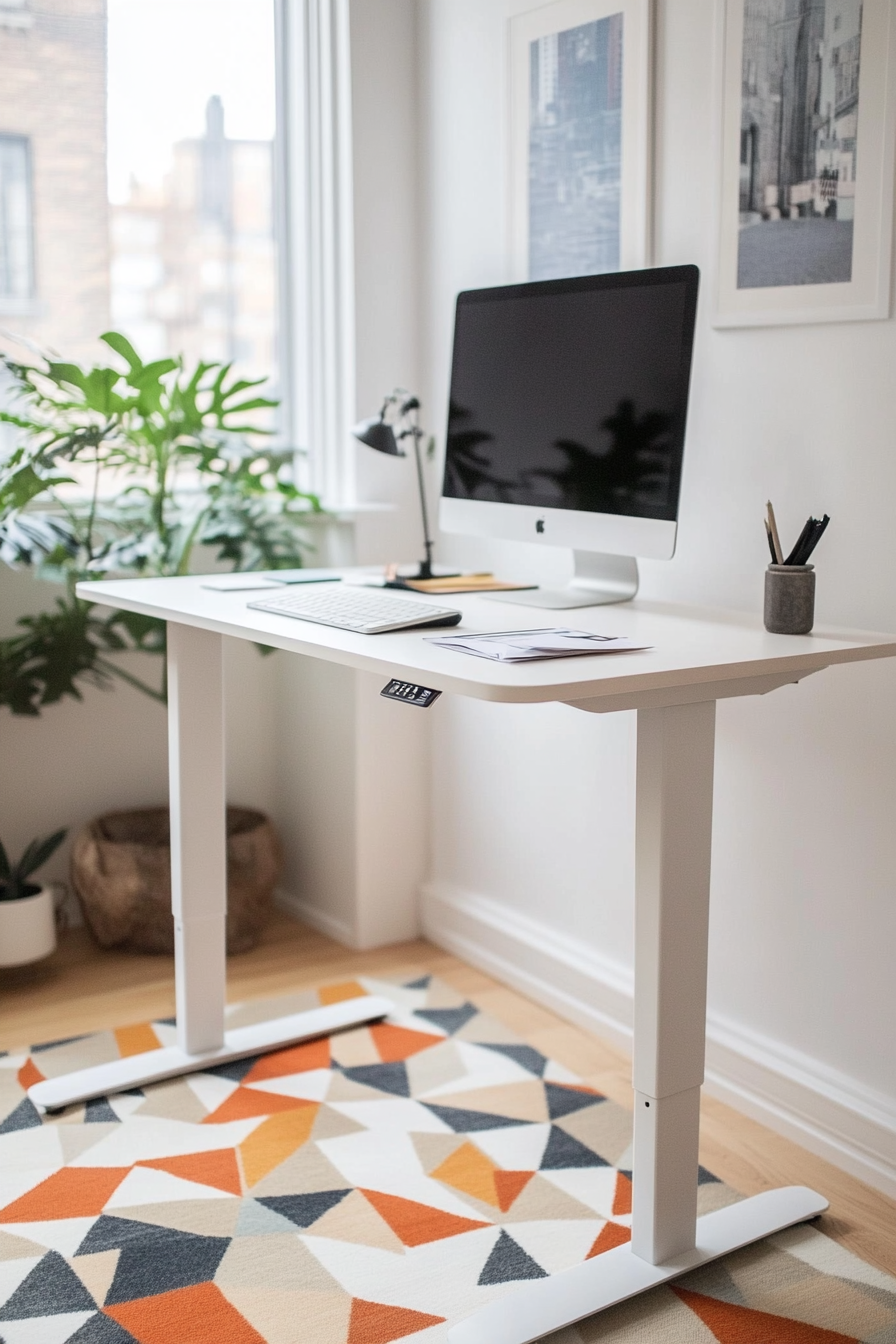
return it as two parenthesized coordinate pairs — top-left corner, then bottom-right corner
(247, 585), (462, 634)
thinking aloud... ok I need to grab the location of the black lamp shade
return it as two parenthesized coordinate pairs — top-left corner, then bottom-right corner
(351, 415), (403, 456)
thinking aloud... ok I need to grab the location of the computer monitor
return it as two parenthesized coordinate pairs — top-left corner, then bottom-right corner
(439, 265), (699, 607)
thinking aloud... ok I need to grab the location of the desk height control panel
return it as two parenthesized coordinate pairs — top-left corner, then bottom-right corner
(381, 679), (442, 708)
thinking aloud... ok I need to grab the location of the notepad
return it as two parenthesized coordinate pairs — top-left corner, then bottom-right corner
(426, 628), (652, 662)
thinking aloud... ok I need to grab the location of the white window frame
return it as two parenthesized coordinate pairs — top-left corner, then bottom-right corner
(274, 0), (358, 508)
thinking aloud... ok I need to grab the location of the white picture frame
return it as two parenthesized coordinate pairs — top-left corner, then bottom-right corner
(508, 0), (653, 283)
(714, 0), (896, 328)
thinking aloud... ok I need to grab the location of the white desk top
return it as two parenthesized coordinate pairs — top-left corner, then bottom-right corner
(77, 575), (896, 707)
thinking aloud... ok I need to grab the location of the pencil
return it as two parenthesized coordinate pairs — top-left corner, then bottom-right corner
(764, 520), (777, 563)
(766, 500), (784, 565)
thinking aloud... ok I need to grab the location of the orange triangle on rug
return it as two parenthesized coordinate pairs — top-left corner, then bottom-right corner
(370, 1023), (443, 1062)
(16, 1057), (44, 1091)
(203, 1087), (317, 1124)
(242, 1036), (330, 1083)
(672, 1287), (861, 1343)
(493, 1170), (535, 1212)
(431, 1141), (500, 1207)
(359, 1189), (490, 1246)
(612, 1171), (632, 1216)
(0, 1167), (131, 1222)
(587, 1221), (631, 1257)
(105, 1282), (265, 1344)
(239, 1107), (320, 1187)
(319, 980), (367, 1005)
(138, 1149), (242, 1196)
(114, 1022), (162, 1058)
(347, 1297), (446, 1343)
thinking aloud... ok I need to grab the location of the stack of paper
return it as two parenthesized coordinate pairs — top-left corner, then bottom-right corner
(426, 628), (652, 662)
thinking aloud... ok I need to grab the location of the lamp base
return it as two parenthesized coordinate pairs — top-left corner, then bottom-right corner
(384, 562), (462, 587)
(411, 560), (461, 580)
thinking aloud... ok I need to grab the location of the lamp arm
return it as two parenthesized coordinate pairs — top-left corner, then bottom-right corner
(409, 407), (434, 579)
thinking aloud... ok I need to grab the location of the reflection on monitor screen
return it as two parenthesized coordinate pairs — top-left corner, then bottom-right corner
(439, 266), (699, 608)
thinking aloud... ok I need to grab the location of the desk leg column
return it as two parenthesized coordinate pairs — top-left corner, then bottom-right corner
(632, 699), (715, 1264)
(167, 621), (227, 1056)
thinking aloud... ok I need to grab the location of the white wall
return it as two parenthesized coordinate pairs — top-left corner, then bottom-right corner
(417, 0), (896, 1196)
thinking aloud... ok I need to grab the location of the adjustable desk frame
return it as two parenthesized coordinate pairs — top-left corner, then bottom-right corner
(29, 578), (896, 1344)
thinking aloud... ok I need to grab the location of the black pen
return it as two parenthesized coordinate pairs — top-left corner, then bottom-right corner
(798, 515), (829, 565)
(784, 518), (814, 566)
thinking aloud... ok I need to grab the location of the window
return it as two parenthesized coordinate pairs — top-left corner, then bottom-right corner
(0, 0), (278, 390)
(0, 134), (33, 307)
(107, 1), (278, 392)
(0, 0), (357, 499)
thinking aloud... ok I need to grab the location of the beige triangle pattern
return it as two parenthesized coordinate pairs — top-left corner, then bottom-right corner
(35, 1031), (120, 1077)
(0, 1229), (48, 1259)
(58, 1124), (121, 1163)
(328, 1026), (380, 1068)
(410, 1131), (468, 1175)
(432, 1081), (549, 1123)
(311, 1103), (367, 1141)
(577, 1287), (719, 1342)
(406, 1041), (468, 1098)
(500, 1173), (602, 1224)
(455, 1012), (524, 1045)
(325, 1072), (391, 1103)
(132, 1078), (210, 1124)
(248, 1142), (349, 1198)
(224, 989), (321, 1029)
(217, 1285), (353, 1344)
(69, 1249), (120, 1307)
(216, 1231), (344, 1294)
(111, 1198), (241, 1238)
(305, 1188), (405, 1254)
(558, 1100), (632, 1165)
(696, 1180), (741, 1217)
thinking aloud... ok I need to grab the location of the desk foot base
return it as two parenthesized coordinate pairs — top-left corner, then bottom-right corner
(447, 1185), (829, 1344)
(28, 995), (394, 1111)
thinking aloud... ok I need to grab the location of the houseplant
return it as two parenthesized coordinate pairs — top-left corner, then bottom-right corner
(0, 828), (66, 966)
(0, 331), (322, 714)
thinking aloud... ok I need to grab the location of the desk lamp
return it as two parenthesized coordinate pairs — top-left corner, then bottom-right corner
(352, 390), (439, 580)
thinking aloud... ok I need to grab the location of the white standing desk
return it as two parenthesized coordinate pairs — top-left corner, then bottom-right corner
(30, 575), (896, 1342)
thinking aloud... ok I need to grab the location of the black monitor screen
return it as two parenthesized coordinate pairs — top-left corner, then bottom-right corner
(443, 266), (699, 522)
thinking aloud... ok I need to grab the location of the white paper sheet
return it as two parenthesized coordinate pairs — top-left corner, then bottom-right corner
(426, 628), (653, 662)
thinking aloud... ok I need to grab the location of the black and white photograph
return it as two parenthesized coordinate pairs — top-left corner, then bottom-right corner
(509, 0), (652, 281)
(738, 0), (861, 290)
(716, 0), (894, 325)
(528, 14), (624, 281)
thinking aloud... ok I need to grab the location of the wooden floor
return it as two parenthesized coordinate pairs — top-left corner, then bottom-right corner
(3, 911), (894, 1279)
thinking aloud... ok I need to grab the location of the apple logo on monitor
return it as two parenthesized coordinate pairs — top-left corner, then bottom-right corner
(536, 519), (545, 534)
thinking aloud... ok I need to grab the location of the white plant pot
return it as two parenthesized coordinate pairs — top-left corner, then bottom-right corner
(0, 885), (57, 967)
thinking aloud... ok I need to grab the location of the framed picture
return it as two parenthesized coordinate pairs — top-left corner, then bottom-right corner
(508, 0), (653, 283)
(714, 0), (896, 327)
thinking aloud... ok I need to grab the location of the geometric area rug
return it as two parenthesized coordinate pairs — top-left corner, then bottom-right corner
(2, 976), (895, 1343)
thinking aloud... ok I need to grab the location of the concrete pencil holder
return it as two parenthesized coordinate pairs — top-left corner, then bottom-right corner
(764, 564), (815, 634)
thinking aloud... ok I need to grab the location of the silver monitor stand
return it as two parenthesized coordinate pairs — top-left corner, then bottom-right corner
(486, 550), (639, 609)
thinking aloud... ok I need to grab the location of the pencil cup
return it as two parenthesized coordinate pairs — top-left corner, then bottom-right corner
(764, 564), (815, 635)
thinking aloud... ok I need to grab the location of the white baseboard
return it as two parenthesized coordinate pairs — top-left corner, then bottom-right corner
(421, 880), (896, 1202)
(274, 887), (358, 949)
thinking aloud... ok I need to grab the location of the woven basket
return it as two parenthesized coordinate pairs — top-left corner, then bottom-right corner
(71, 806), (282, 954)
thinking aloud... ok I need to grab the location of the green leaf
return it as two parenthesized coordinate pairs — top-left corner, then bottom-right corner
(81, 367), (124, 416)
(100, 330), (143, 372)
(17, 828), (67, 880)
(224, 397), (279, 415)
(45, 361), (87, 392)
